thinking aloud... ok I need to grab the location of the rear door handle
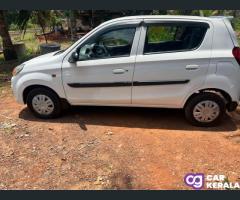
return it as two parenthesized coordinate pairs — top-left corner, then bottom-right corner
(185, 65), (199, 70)
(112, 69), (128, 74)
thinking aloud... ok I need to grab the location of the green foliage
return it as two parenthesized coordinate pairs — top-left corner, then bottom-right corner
(16, 10), (32, 32)
(11, 10), (64, 38)
(1, 10), (240, 64)
(49, 12), (64, 27)
(232, 18), (240, 31)
(9, 23), (19, 31)
(147, 26), (176, 42)
(5, 11), (19, 26)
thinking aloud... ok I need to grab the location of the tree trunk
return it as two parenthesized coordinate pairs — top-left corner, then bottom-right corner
(39, 21), (47, 43)
(70, 10), (77, 41)
(0, 11), (17, 61)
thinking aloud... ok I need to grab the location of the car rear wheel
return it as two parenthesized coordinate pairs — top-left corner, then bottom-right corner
(26, 88), (62, 119)
(184, 92), (226, 127)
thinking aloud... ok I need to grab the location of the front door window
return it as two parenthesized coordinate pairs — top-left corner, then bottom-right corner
(77, 27), (136, 60)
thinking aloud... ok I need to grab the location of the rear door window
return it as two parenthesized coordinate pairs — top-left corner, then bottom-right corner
(144, 22), (209, 54)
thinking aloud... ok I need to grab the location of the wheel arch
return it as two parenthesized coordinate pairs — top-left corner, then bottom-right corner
(23, 85), (61, 104)
(184, 88), (232, 109)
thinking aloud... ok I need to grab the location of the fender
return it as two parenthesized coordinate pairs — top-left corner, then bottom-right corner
(182, 73), (238, 107)
(13, 72), (66, 104)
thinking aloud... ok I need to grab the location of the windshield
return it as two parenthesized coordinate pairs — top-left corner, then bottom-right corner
(54, 44), (72, 55)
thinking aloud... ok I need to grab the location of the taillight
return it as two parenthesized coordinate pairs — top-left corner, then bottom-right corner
(232, 47), (240, 65)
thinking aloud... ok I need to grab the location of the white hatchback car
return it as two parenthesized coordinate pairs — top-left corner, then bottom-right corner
(11, 15), (240, 126)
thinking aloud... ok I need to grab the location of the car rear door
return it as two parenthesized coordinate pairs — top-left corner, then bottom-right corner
(132, 19), (213, 108)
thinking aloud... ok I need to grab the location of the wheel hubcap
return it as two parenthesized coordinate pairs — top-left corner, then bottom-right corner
(32, 94), (54, 115)
(193, 100), (220, 123)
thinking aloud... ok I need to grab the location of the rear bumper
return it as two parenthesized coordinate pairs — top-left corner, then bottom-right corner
(227, 101), (238, 112)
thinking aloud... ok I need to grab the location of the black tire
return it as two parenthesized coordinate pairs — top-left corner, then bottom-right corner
(26, 88), (62, 119)
(184, 92), (226, 127)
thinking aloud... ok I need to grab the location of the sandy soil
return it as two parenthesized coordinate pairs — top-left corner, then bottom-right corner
(0, 83), (240, 190)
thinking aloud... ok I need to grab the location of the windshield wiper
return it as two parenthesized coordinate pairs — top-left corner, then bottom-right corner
(54, 49), (65, 55)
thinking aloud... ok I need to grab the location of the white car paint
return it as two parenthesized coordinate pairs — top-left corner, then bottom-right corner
(11, 15), (240, 110)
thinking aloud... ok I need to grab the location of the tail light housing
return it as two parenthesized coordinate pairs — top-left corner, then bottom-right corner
(232, 47), (240, 65)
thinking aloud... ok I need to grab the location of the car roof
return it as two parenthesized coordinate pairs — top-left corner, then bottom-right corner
(104, 15), (224, 24)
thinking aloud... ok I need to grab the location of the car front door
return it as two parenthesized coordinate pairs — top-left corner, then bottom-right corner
(132, 20), (213, 108)
(62, 22), (141, 105)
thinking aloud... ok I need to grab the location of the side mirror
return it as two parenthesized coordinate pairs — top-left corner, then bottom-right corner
(68, 51), (79, 63)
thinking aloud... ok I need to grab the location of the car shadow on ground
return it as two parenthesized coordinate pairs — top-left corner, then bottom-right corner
(19, 106), (237, 132)
(19, 106), (237, 131)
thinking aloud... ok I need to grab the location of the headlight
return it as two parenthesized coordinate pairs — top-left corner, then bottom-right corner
(12, 64), (25, 76)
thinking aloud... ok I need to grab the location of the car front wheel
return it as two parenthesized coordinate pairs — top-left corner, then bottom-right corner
(26, 88), (62, 119)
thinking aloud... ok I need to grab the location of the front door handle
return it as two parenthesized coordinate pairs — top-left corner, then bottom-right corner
(112, 69), (128, 74)
(185, 64), (199, 70)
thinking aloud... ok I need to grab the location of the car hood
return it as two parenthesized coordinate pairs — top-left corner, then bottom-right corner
(24, 51), (59, 65)
(22, 51), (65, 72)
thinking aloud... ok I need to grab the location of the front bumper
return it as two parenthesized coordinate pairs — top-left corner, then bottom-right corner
(11, 76), (24, 104)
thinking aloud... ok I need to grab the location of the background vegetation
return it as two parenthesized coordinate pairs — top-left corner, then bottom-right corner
(0, 10), (240, 64)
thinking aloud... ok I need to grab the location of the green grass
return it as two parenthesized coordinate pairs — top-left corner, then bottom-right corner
(10, 31), (73, 55)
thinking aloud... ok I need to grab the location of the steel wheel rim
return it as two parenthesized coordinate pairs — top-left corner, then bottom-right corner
(193, 100), (220, 123)
(32, 94), (54, 115)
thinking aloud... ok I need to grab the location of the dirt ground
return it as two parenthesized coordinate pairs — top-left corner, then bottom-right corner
(1, 81), (240, 190)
